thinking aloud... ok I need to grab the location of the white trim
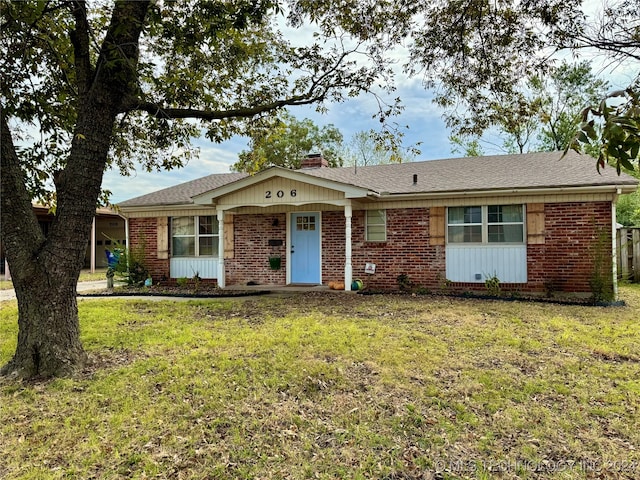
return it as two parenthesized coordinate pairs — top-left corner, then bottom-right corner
(118, 204), (214, 215)
(118, 184), (633, 218)
(217, 209), (225, 288)
(345, 203), (352, 291)
(612, 188), (620, 299)
(171, 215), (219, 257)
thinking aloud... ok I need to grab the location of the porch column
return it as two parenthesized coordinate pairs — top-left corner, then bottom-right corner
(612, 188), (620, 300)
(90, 216), (96, 273)
(344, 203), (352, 291)
(217, 208), (225, 288)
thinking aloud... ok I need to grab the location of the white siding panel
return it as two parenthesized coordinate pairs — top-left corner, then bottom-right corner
(170, 258), (219, 279)
(446, 245), (527, 283)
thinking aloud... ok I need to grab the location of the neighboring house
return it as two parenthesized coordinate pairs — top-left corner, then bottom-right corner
(118, 151), (638, 297)
(1, 204), (126, 278)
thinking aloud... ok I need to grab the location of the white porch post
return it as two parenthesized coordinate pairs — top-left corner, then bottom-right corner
(217, 208), (225, 288)
(344, 203), (352, 291)
(90, 216), (96, 273)
(612, 188), (620, 300)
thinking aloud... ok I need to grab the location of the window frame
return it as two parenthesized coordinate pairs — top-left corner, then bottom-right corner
(171, 215), (219, 257)
(447, 205), (525, 245)
(365, 209), (387, 242)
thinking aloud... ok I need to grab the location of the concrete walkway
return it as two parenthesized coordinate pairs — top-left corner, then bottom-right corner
(0, 280), (113, 302)
(0, 281), (352, 302)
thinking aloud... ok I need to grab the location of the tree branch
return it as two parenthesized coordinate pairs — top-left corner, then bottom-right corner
(128, 93), (326, 121)
(68, 0), (93, 100)
(0, 106), (45, 280)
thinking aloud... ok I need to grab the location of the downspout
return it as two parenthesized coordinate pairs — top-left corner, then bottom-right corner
(612, 188), (621, 300)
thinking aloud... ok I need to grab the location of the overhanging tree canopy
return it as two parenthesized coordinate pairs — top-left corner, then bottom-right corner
(408, 0), (639, 169)
(2, 0), (637, 379)
(0, 0), (400, 378)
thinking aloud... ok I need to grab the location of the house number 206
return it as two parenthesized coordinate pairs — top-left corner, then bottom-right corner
(265, 189), (296, 199)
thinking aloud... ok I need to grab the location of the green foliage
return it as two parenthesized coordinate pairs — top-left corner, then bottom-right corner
(568, 75), (640, 174)
(3, 1), (400, 203)
(410, 0), (636, 164)
(110, 239), (149, 287)
(396, 273), (412, 291)
(534, 61), (610, 152)
(444, 61), (610, 155)
(617, 192), (640, 226)
(484, 274), (501, 297)
(231, 112), (344, 173)
(616, 168), (640, 226)
(342, 129), (420, 167)
(449, 135), (484, 157)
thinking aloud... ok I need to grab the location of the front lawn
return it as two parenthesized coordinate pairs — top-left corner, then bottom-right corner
(1, 287), (639, 479)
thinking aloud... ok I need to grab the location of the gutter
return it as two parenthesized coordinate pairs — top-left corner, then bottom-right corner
(370, 184), (637, 200)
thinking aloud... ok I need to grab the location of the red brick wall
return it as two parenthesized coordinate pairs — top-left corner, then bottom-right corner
(322, 203), (612, 294)
(526, 201), (612, 294)
(128, 217), (170, 282)
(225, 213), (287, 286)
(130, 201), (613, 295)
(322, 208), (445, 290)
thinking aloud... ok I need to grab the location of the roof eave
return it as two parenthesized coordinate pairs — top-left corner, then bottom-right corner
(377, 183), (638, 200)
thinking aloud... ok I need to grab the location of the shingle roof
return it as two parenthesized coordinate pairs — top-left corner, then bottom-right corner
(118, 172), (248, 207)
(302, 150), (638, 194)
(118, 151), (637, 208)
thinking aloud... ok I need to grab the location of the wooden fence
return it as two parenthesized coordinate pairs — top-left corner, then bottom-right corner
(617, 227), (640, 282)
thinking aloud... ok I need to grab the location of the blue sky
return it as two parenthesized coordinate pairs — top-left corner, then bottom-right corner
(103, 79), (459, 204)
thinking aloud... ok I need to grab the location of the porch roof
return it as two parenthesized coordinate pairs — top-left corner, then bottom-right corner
(117, 151), (638, 208)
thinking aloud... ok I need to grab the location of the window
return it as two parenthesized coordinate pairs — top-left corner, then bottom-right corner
(295, 215), (316, 231)
(366, 210), (386, 241)
(171, 216), (219, 257)
(447, 205), (524, 244)
(487, 205), (524, 243)
(447, 206), (482, 243)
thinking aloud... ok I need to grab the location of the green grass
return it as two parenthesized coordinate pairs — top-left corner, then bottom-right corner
(2, 286), (640, 479)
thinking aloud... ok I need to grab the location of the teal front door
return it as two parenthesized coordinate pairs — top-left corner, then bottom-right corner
(290, 213), (321, 284)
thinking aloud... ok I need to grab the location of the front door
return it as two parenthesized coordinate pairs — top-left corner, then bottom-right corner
(290, 212), (321, 284)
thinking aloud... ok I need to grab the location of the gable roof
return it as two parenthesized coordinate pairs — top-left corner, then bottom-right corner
(190, 166), (371, 205)
(118, 151), (638, 208)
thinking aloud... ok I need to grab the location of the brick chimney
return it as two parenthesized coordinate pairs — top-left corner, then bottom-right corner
(301, 153), (329, 169)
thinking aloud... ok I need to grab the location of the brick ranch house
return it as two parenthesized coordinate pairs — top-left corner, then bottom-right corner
(118, 151), (638, 297)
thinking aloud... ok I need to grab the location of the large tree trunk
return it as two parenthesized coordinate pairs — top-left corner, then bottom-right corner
(3, 276), (87, 378)
(1, 1), (150, 379)
(1, 108), (95, 378)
